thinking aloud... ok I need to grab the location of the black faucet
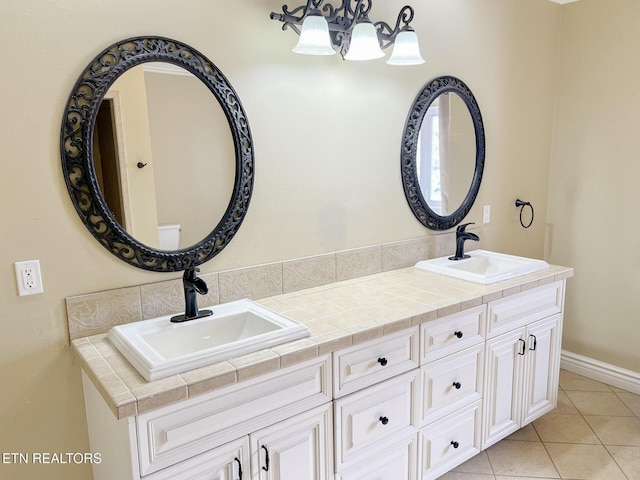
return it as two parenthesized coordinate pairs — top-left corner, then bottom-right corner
(449, 223), (480, 261)
(171, 268), (213, 323)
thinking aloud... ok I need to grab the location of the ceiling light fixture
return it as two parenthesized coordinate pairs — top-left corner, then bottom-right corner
(270, 0), (425, 65)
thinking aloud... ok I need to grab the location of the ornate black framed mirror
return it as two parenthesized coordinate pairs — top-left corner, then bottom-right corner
(61, 37), (254, 272)
(401, 76), (485, 230)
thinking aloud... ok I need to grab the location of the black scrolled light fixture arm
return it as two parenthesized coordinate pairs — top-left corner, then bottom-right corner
(270, 0), (324, 36)
(374, 5), (415, 50)
(270, 0), (415, 59)
(271, 0), (371, 30)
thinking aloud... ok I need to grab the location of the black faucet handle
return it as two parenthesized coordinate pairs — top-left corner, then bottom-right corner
(456, 222), (475, 233)
(183, 267), (201, 282)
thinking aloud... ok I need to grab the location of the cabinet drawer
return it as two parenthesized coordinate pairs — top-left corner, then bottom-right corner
(334, 370), (418, 469)
(333, 327), (419, 397)
(487, 281), (564, 338)
(420, 305), (486, 364)
(420, 344), (484, 426)
(335, 434), (417, 480)
(419, 400), (482, 480)
(136, 355), (332, 476)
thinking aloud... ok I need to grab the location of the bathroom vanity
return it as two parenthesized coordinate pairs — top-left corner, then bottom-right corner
(60, 33), (565, 480)
(74, 264), (572, 480)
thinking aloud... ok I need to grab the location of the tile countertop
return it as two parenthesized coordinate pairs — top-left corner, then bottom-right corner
(72, 264), (574, 420)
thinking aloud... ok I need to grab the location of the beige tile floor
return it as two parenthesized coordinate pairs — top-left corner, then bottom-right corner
(440, 370), (640, 480)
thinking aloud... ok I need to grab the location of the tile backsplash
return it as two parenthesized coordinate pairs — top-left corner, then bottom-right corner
(66, 231), (474, 340)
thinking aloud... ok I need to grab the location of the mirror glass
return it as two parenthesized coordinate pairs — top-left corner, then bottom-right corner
(415, 92), (476, 216)
(94, 63), (235, 250)
(401, 76), (485, 231)
(61, 37), (254, 272)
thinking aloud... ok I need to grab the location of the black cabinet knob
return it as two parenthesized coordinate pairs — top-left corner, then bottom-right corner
(377, 357), (388, 366)
(379, 416), (389, 425)
(451, 441), (459, 449)
(452, 382), (462, 390)
(454, 331), (463, 339)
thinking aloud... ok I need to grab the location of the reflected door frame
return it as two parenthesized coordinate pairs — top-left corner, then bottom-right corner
(418, 103), (442, 214)
(94, 91), (133, 232)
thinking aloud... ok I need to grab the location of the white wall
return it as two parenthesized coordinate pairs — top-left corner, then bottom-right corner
(547, 0), (640, 372)
(145, 70), (236, 248)
(0, 1), (561, 478)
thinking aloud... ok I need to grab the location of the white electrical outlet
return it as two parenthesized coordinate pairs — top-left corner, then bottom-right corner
(483, 205), (491, 224)
(15, 260), (44, 296)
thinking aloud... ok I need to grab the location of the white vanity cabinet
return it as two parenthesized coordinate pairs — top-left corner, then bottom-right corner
(80, 274), (570, 480)
(417, 306), (486, 479)
(482, 281), (564, 449)
(145, 403), (333, 480)
(332, 327), (420, 480)
(83, 355), (332, 480)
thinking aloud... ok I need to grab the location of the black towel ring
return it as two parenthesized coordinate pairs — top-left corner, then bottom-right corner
(515, 199), (534, 228)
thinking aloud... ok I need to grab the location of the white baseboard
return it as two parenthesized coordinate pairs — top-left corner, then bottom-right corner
(561, 350), (640, 395)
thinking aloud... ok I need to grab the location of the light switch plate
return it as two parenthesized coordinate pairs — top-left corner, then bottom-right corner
(483, 205), (491, 224)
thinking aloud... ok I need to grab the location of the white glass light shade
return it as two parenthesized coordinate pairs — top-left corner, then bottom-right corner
(344, 22), (384, 61)
(386, 30), (425, 65)
(293, 15), (336, 55)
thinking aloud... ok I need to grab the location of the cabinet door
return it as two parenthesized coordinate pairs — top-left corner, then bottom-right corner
(145, 436), (249, 480)
(482, 328), (524, 449)
(521, 315), (561, 425)
(250, 403), (333, 480)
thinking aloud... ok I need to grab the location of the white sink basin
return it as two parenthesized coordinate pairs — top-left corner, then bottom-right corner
(108, 299), (310, 381)
(415, 249), (549, 284)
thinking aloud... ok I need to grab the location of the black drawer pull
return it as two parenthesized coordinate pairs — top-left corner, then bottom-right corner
(518, 338), (526, 355)
(451, 441), (459, 449)
(379, 416), (389, 425)
(261, 445), (269, 472)
(234, 457), (243, 480)
(529, 334), (537, 351)
(452, 381), (462, 390)
(377, 357), (388, 366)
(454, 331), (463, 339)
